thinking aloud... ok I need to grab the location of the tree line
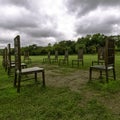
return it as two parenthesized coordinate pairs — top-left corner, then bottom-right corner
(1, 33), (120, 55)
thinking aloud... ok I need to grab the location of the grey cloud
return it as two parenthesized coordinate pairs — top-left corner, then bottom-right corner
(0, 7), (38, 30)
(76, 16), (120, 35)
(76, 23), (112, 35)
(104, 16), (120, 26)
(1, 0), (120, 48)
(66, 0), (98, 16)
(0, 0), (29, 8)
(0, 5), (55, 31)
(65, 0), (120, 36)
(0, 18), (37, 30)
(0, 39), (11, 44)
(21, 38), (56, 47)
(66, 0), (120, 16)
(0, 36), (14, 48)
(25, 27), (63, 38)
(0, 0), (61, 35)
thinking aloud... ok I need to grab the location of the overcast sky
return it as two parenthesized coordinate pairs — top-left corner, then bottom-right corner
(0, 0), (120, 48)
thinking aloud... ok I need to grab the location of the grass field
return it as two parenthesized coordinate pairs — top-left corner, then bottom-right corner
(0, 54), (120, 120)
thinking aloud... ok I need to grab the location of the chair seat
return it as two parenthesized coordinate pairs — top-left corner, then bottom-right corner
(90, 65), (113, 70)
(59, 58), (68, 64)
(11, 61), (15, 64)
(50, 58), (58, 63)
(20, 67), (44, 74)
(59, 58), (68, 61)
(11, 63), (26, 67)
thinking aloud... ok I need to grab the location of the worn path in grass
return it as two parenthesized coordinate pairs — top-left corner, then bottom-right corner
(37, 63), (120, 118)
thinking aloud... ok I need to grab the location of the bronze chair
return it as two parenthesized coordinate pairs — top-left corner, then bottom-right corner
(50, 51), (58, 63)
(92, 47), (105, 65)
(42, 51), (51, 63)
(23, 51), (31, 63)
(2, 47), (7, 71)
(2, 49), (5, 67)
(2, 48), (6, 68)
(7, 44), (26, 76)
(58, 50), (69, 65)
(72, 49), (84, 67)
(14, 35), (45, 93)
(89, 38), (116, 82)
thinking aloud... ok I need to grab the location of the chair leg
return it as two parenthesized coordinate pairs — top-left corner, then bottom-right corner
(77, 60), (80, 67)
(7, 67), (10, 76)
(35, 72), (37, 82)
(113, 68), (116, 80)
(14, 72), (17, 87)
(82, 60), (83, 66)
(67, 60), (69, 65)
(5, 65), (7, 72)
(42, 70), (45, 86)
(89, 67), (92, 82)
(58, 60), (60, 65)
(17, 74), (21, 93)
(106, 69), (109, 83)
(99, 71), (103, 79)
(72, 60), (73, 67)
(48, 59), (50, 63)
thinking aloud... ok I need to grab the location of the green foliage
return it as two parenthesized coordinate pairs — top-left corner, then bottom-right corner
(89, 45), (96, 54)
(75, 43), (85, 51)
(11, 34), (120, 55)
(88, 80), (120, 94)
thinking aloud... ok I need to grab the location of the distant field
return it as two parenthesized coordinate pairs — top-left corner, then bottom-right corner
(0, 54), (120, 120)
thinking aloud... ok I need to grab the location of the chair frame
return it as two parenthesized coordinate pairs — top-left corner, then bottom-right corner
(43, 51), (51, 63)
(23, 51), (31, 63)
(7, 44), (27, 76)
(72, 49), (84, 67)
(89, 38), (116, 82)
(14, 35), (45, 93)
(2, 47), (7, 68)
(58, 50), (69, 65)
(92, 47), (105, 65)
(4, 47), (8, 71)
(50, 51), (59, 63)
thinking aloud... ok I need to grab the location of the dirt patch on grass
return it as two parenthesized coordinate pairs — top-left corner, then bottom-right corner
(41, 64), (99, 91)
(38, 64), (120, 117)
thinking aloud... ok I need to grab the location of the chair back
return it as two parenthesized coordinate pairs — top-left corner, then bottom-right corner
(64, 50), (68, 60)
(48, 51), (51, 59)
(98, 47), (105, 62)
(105, 38), (115, 66)
(78, 49), (83, 60)
(24, 51), (29, 59)
(14, 35), (21, 72)
(7, 44), (11, 68)
(54, 51), (58, 59)
(2, 47), (7, 67)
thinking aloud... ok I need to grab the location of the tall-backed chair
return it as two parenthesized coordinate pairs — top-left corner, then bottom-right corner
(92, 47), (105, 65)
(14, 35), (45, 93)
(50, 51), (58, 63)
(42, 51), (51, 63)
(23, 51), (31, 63)
(2, 47), (8, 71)
(2, 48), (6, 68)
(58, 50), (69, 65)
(89, 38), (116, 82)
(72, 49), (84, 67)
(7, 44), (26, 76)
